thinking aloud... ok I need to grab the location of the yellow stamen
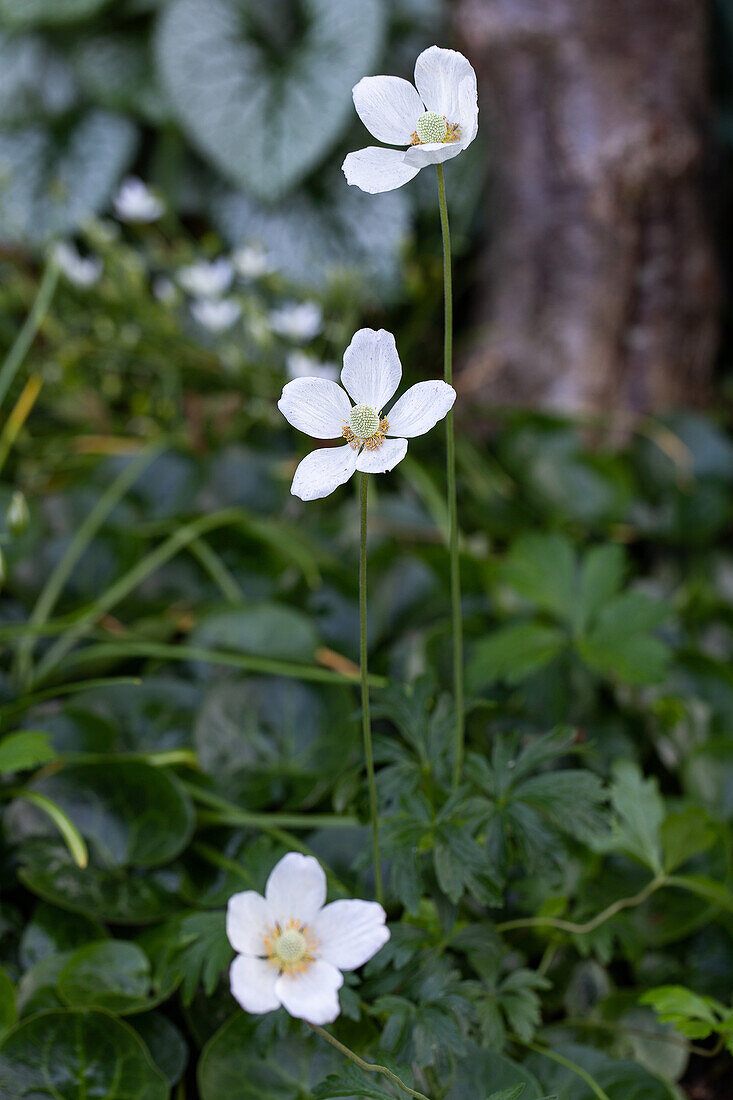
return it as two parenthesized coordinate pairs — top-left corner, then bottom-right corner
(342, 415), (389, 451)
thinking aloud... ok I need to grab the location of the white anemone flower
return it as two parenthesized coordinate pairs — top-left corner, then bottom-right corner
(227, 852), (389, 1025)
(343, 46), (478, 195)
(113, 176), (165, 223)
(233, 242), (275, 280)
(191, 297), (241, 332)
(52, 242), (102, 287)
(278, 328), (456, 501)
(286, 351), (339, 382)
(178, 258), (233, 298)
(269, 301), (323, 342)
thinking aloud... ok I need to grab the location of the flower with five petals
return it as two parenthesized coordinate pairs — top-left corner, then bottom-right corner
(342, 45), (478, 195)
(278, 328), (456, 501)
(227, 852), (389, 1025)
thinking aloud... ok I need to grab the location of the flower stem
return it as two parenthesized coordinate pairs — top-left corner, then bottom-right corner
(495, 874), (666, 935)
(436, 163), (464, 790)
(513, 1038), (611, 1100)
(359, 472), (382, 904)
(310, 1024), (432, 1100)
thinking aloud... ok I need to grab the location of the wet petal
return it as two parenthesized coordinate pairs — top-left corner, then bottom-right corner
(230, 955), (280, 1015)
(355, 437), (407, 474)
(313, 900), (390, 970)
(342, 147), (421, 194)
(275, 960), (343, 1024)
(278, 378), (352, 439)
(387, 380), (456, 437)
(265, 852), (327, 924)
(226, 891), (272, 956)
(290, 445), (359, 502)
(352, 75), (424, 145)
(341, 328), (402, 410)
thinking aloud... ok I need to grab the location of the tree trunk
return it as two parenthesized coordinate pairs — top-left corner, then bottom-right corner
(455, 0), (719, 416)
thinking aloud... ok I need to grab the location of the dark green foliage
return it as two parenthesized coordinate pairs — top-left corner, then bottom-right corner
(0, 243), (732, 1098)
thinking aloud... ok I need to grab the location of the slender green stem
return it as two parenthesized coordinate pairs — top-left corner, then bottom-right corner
(514, 1038), (611, 1100)
(15, 442), (163, 687)
(0, 258), (59, 410)
(310, 1024), (432, 1100)
(360, 473), (382, 904)
(436, 163), (464, 790)
(496, 875), (665, 935)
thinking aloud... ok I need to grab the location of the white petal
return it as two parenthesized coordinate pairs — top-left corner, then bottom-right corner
(230, 954), (280, 1015)
(402, 140), (465, 169)
(341, 328), (402, 410)
(226, 890), (272, 956)
(414, 46), (477, 131)
(352, 75), (424, 145)
(275, 960), (343, 1024)
(291, 445), (359, 502)
(355, 437), (407, 474)
(313, 900), (390, 970)
(387, 380), (456, 437)
(278, 378), (352, 439)
(457, 72), (479, 146)
(265, 852), (327, 925)
(342, 147), (421, 194)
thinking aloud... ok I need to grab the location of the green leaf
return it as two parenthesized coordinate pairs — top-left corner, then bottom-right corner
(0, 969), (15, 1040)
(191, 603), (319, 666)
(526, 1041), (677, 1099)
(0, 0), (110, 26)
(591, 592), (671, 637)
(0, 1009), (168, 1098)
(73, 34), (168, 125)
(0, 730), (56, 774)
(639, 985), (723, 1040)
(211, 168), (410, 294)
(576, 544), (626, 635)
(193, 676), (349, 809)
(150, 911), (232, 1006)
(312, 1064), (396, 1099)
(666, 874), (733, 913)
(467, 623), (566, 690)
(597, 761), (664, 873)
(12, 760), (194, 868)
(0, 110), (137, 245)
(57, 940), (177, 1015)
(0, 33), (76, 124)
(660, 807), (717, 872)
(198, 1012), (344, 1100)
(156, 0), (385, 201)
(500, 533), (577, 620)
(13, 792), (88, 869)
(578, 589), (672, 686)
(18, 837), (187, 924)
(445, 1048), (546, 1100)
(130, 1012), (188, 1088)
(578, 632), (670, 686)
(19, 902), (106, 968)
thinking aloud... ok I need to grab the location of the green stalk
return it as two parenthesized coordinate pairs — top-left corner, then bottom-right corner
(0, 258), (59, 410)
(359, 472), (382, 904)
(15, 442), (163, 687)
(310, 1024), (432, 1100)
(436, 163), (464, 789)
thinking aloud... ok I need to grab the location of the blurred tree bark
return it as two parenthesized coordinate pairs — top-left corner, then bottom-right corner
(455, 0), (719, 415)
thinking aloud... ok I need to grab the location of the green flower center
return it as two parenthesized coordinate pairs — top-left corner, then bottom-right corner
(349, 403), (380, 439)
(415, 111), (448, 144)
(273, 929), (307, 965)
